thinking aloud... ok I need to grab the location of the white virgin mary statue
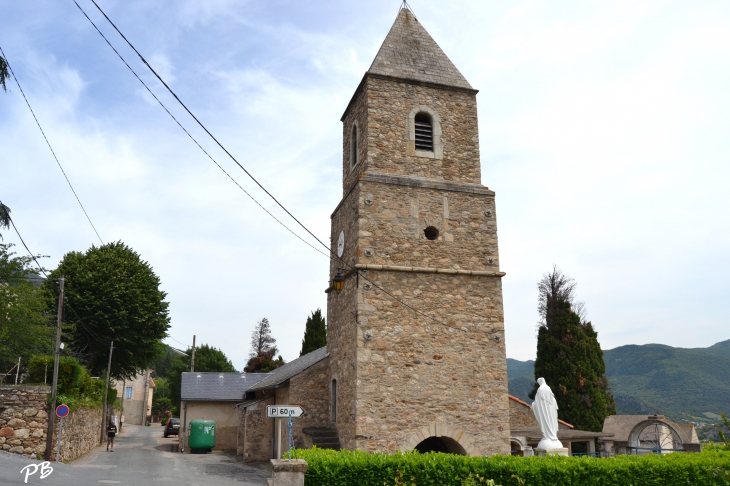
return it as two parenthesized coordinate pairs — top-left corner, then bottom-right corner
(532, 377), (564, 450)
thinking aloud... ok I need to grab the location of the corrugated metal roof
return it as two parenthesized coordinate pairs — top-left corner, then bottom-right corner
(250, 346), (328, 391)
(181, 372), (270, 401)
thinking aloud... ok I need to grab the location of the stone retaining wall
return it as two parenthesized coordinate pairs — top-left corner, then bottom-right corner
(0, 385), (104, 461)
(0, 386), (50, 457)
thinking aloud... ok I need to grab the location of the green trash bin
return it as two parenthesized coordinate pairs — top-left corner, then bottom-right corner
(187, 420), (216, 453)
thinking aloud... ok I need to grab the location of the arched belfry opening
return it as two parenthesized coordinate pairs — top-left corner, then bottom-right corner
(414, 436), (467, 455)
(350, 124), (359, 168)
(414, 112), (433, 151)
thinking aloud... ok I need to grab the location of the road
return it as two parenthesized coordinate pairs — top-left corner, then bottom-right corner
(0, 424), (270, 486)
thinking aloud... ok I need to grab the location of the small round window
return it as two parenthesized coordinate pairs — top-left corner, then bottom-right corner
(424, 226), (439, 240)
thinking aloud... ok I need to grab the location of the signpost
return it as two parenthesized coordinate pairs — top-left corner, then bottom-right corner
(266, 405), (305, 459)
(55, 404), (69, 462)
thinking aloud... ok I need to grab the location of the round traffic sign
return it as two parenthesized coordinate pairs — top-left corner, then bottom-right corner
(56, 404), (70, 418)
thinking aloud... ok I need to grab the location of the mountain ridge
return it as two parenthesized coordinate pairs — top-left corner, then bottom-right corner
(507, 339), (730, 424)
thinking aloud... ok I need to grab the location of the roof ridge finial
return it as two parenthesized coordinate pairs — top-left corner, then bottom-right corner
(399, 0), (417, 19)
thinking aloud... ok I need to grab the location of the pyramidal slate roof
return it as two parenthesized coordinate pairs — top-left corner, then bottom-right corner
(367, 8), (473, 90)
(249, 346), (328, 391)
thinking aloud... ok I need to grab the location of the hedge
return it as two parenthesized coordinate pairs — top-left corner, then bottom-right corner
(27, 355), (117, 411)
(294, 447), (730, 486)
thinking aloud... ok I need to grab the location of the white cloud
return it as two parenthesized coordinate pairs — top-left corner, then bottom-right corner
(2, 0), (729, 368)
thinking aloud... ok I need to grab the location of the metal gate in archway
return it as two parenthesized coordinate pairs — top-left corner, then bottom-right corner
(629, 422), (682, 455)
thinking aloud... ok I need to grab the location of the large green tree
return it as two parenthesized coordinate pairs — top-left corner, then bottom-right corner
(300, 309), (326, 356)
(44, 242), (170, 379)
(530, 266), (615, 432)
(0, 243), (54, 375)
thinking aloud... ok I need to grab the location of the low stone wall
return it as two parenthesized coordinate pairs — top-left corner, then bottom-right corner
(0, 386), (50, 457)
(52, 406), (104, 461)
(0, 385), (105, 461)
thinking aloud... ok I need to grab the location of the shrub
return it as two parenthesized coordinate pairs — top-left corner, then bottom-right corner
(27, 355), (116, 411)
(294, 448), (730, 486)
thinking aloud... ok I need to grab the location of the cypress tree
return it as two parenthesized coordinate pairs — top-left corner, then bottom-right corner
(530, 267), (615, 432)
(300, 309), (326, 356)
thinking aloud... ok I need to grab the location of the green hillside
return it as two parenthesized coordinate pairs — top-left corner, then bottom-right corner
(507, 358), (535, 403)
(507, 340), (730, 424)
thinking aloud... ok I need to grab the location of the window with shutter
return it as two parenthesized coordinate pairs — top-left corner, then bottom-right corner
(414, 113), (433, 152)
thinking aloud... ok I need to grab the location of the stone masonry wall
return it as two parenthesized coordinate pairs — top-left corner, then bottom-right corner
(342, 80), (369, 196)
(357, 177), (500, 271)
(328, 179), (509, 455)
(0, 386), (50, 457)
(327, 183), (363, 451)
(341, 76), (481, 196)
(0, 385), (104, 461)
(52, 406), (103, 461)
(509, 396), (539, 429)
(354, 268), (510, 456)
(239, 396), (274, 462)
(289, 357), (331, 447)
(365, 77), (480, 185)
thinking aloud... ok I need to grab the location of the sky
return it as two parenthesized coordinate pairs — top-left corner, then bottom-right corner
(1, 0), (729, 369)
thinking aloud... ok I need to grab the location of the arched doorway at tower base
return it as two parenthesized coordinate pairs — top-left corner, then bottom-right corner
(414, 436), (467, 455)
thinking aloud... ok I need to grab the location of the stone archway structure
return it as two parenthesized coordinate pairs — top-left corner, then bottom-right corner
(509, 436), (533, 456)
(400, 422), (477, 456)
(627, 417), (690, 453)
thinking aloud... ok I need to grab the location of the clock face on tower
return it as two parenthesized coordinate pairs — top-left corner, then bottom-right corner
(337, 231), (345, 257)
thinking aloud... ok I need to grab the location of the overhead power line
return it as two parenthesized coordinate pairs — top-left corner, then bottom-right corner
(71, 1), (328, 259)
(0, 46), (104, 245)
(76, 0), (476, 333)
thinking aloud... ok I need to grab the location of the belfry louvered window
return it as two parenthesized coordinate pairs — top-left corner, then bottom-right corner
(414, 113), (433, 151)
(350, 124), (359, 168)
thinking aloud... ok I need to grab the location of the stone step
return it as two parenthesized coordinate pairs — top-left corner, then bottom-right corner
(303, 427), (341, 450)
(312, 440), (340, 449)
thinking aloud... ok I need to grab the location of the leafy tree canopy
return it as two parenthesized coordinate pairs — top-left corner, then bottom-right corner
(0, 202), (11, 239)
(300, 309), (326, 356)
(244, 317), (284, 372)
(530, 266), (615, 432)
(44, 242), (170, 380)
(0, 243), (53, 375)
(0, 55), (9, 92)
(166, 343), (236, 411)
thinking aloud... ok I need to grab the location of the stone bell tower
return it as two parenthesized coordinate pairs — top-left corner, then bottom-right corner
(326, 7), (510, 456)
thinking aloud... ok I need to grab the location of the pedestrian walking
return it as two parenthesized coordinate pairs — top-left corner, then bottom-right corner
(106, 418), (117, 452)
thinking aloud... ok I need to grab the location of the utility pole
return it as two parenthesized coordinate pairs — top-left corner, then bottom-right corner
(100, 341), (114, 443)
(190, 335), (196, 372)
(44, 276), (64, 461)
(119, 378), (125, 431)
(140, 368), (150, 425)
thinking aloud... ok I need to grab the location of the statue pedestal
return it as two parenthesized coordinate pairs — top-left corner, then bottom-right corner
(534, 447), (569, 457)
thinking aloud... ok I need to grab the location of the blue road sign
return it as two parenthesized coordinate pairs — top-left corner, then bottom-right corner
(55, 404), (69, 418)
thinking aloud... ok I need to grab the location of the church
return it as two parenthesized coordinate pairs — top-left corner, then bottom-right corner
(230, 8), (617, 460)
(234, 6), (512, 459)
(325, 5), (510, 456)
